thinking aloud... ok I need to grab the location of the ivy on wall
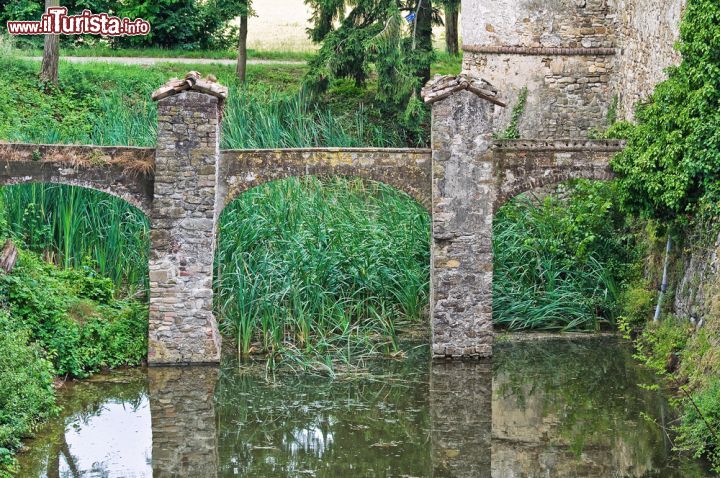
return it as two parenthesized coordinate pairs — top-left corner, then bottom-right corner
(610, 0), (720, 221)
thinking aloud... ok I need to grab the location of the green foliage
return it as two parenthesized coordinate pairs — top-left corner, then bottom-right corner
(304, 1), (434, 145)
(610, 0), (720, 219)
(0, 250), (148, 378)
(617, 280), (657, 335)
(215, 177), (430, 367)
(495, 87), (528, 140)
(632, 316), (692, 376)
(0, 57), (416, 147)
(1, 184), (150, 293)
(0, 0), (243, 50)
(493, 180), (639, 331)
(0, 311), (56, 476)
(676, 379), (720, 472)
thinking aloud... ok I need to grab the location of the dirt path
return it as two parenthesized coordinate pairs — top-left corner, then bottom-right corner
(22, 56), (306, 66)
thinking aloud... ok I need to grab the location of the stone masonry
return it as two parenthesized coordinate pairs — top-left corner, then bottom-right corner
(429, 88), (497, 358)
(148, 90), (223, 364)
(422, 75), (619, 359)
(461, 0), (686, 137)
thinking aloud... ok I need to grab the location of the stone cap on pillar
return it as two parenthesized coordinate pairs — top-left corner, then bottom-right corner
(421, 73), (506, 107)
(151, 71), (229, 104)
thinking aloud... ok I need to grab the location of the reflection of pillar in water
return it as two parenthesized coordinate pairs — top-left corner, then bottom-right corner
(149, 366), (220, 478)
(430, 361), (492, 478)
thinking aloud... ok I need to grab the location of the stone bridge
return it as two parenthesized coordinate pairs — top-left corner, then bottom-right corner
(0, 77), (623, 363)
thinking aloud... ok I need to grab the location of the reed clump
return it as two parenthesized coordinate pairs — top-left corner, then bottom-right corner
(214, 176), (431, 368)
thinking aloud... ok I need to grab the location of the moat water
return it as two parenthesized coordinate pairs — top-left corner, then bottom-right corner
(15, 337), (716, 477)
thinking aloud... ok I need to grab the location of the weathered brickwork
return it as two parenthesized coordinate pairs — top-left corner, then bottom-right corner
(219, 148), (432, 211)
(612, 0), (685, 120)
(430, 90), (496, 359)
(464, 52), (614, 138)
(461, 0), (617, 138)
(148, 91), (222, 364)
(149, 366), (219, 476)
(426, 82), (620, 358)
(462, 0), (616, 49)
(493, 139), (621, 207)
(0, 143), (154, 213)
(461, 0), (685, 138)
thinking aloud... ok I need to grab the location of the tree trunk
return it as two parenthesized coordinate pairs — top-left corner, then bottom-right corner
(0, 239), (17, 273)
(40, 0), (60, 84)
(415, 0), (433, 85)
(445, 4), (459, 56)
(236, 14), (249, 83)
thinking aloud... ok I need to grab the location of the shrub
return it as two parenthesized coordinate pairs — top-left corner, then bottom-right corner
(0, 311), (56, 476)
(0, 250), (148, 377)
(610, 0), (720, 220)
(632, 316), (692, 376)
(493, 180), (638, 331)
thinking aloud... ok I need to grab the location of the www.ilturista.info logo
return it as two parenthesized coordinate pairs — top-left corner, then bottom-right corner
(7, 7), (150, 36)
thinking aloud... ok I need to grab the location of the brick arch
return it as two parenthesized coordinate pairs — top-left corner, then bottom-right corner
(494, 168), (615, 210)
(492, 139), (623, 210)
(0, 144), (155, 215)
(217, 148), (433, 213)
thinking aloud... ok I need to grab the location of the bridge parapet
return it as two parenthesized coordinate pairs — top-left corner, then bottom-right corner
(219, 147), (432, 211)
(492, 139), (623, 208)
(0, 143), (154, 213)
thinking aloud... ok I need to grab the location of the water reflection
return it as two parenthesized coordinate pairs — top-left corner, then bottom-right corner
(431, 361), (491, 478)
(15, 338), (715, 477)
(149, 367), (219, 478)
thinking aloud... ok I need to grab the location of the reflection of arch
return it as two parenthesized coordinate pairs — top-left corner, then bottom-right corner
(218, 148), (432, 212)
(0, 144), (155, 215)
(492, 139), (623, 210)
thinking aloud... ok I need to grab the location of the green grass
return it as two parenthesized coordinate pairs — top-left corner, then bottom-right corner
(0, 56), (417, 148)
(19, 46), (314, 62)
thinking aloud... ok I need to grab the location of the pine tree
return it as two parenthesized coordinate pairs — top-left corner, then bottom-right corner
(304, 0), (436, 142)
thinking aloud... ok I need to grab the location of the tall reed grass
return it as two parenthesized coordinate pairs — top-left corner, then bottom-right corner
(0, 184), (150, 294)
(214, 177), (430, 367)
(222, 89), (403, 149)
(492, 181), (634, 331)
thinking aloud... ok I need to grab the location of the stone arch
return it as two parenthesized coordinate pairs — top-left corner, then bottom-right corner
(0, 144), (155, 215)
(492, 139), (623, 210)
(494, 168), (615, 210)
(217, 148), (433, 214)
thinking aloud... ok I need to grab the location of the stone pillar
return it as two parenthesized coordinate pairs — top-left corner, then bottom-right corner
(149, 84), (223, 364)
(149, 367), (219, 477)
(430, 361), (492, 477)
(429, 87), (497, 359)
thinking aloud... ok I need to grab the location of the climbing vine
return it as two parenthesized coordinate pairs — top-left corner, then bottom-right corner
(609, 0), (720, 220)
(495, 87), (528, 140)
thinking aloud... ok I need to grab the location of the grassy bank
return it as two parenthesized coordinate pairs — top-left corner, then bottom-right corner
(614, 216), (720, 472)
(0, 52), (461, 149)
(20, 46), (314, 62)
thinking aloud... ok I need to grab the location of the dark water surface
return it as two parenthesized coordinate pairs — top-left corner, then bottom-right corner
(16, 337), (716, 477)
